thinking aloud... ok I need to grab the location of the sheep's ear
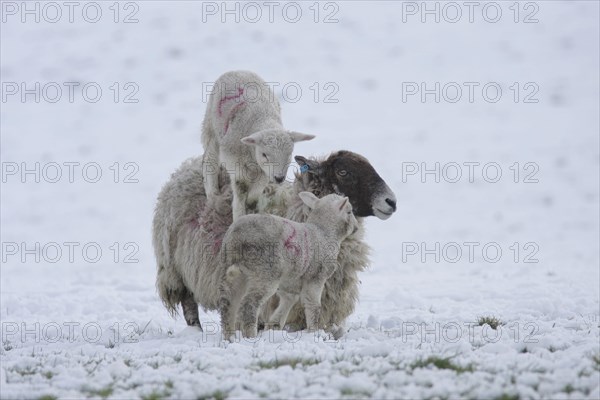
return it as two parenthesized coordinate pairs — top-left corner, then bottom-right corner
(339, 197), (349, 211)
(288, 131), (315, 143)
(299, 191), (319, 209)
(295, 155), (320, 175)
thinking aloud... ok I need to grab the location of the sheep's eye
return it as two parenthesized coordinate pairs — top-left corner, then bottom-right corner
(262, 153), (268, 159)
(337, 170), (347, 177)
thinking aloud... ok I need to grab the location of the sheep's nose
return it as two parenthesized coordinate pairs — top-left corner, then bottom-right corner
(275, 176), (285, 184)
(385, 198), (396, 211)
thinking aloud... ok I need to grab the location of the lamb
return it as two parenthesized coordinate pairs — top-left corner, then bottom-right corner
(201, 70), (314, 221)
(153, 150), (397, 338)
(219, 192), (358, 338)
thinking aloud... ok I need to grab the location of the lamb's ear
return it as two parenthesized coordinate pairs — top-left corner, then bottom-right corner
(299, 191), (319, 209)
(339, 197), (349, 211)
(295, 155), (320, 175)
(241, 132), (262, 146)
(288, 131), (315, 143)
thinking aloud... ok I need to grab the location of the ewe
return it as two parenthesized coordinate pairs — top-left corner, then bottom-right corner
(153, 151), (397, 337)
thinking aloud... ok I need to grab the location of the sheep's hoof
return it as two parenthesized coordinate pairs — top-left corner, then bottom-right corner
(221, 329), (236, 342)
(264, 323), (281, 331)
(330, 325), (345, 340)
(242, 325), (258, 338)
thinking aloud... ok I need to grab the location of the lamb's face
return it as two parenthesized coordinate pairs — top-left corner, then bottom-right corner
(256, 131), (294, 183)
(242, 130), (315, 184)
(296, 151), (397, 220)
(299, 192), (359, 239)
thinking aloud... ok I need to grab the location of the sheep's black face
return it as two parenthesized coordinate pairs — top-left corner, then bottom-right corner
(295, 151), (397, 219)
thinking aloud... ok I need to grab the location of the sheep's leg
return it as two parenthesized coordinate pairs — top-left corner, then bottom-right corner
(265, 291), (299, 330)
(239, 283), (278, 338)
(181, 289), (202, 330)
(156, 263), (188, 319)
(300, 281), (326, 332)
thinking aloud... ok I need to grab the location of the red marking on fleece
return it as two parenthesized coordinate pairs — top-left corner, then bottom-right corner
(212, 238), (223, 255)
(223, 101), (246, 134)
(282, 220), (303, 262)
(218, 87), (244, 117)
(283, 220), (297, 249)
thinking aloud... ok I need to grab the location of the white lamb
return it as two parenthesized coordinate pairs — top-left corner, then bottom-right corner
(201, 70), (314, 221)
(218, 192), (358, 338)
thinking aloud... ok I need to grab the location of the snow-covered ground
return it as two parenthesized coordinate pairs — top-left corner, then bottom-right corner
(1, 1), (599, 398)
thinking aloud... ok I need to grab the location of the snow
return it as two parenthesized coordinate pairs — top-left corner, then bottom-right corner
(1, 1), (599, 399)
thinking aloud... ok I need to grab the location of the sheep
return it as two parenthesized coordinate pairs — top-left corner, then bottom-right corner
(153, 150), (397, 338)
(219, 192), (359, 338)
(201, 70), (314, 221)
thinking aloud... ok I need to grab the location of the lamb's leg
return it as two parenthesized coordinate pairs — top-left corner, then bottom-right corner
(239, 283), (278, 338)
(219, 289), (237, 339)
(245, 179), (267, 215)
(219, 265), (247, 339)
(202, 123), (220, 198)
(231, 180), (248, 221)
(266, 291), (299, 330)
(181, 289), (202, 330)
(300, 281), (326, 332)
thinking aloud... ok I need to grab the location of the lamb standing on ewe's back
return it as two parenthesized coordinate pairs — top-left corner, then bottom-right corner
(219, 192), (358, 338)
(202, 70), (314, 220)
(153, 150), (397, 337)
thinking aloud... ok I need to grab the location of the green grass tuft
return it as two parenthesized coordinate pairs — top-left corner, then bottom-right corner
(142, 391), (167, 400)
(141, 383), (174, 400)
(411, 356), (474, 374)
(256, 357), (320, 370)
(83, 385), (114, 399)
(477, 316), (503, 329)
(340, 387), (372, 397)
(42, 371), (54, 379)
(493, 395), (519, 400)
(12, 366), (37, 376)
(592, 353), (600, 371)
(197, 389), (229, 400)
(563, 384), (575, 394)
(37, 396), (58, 400)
